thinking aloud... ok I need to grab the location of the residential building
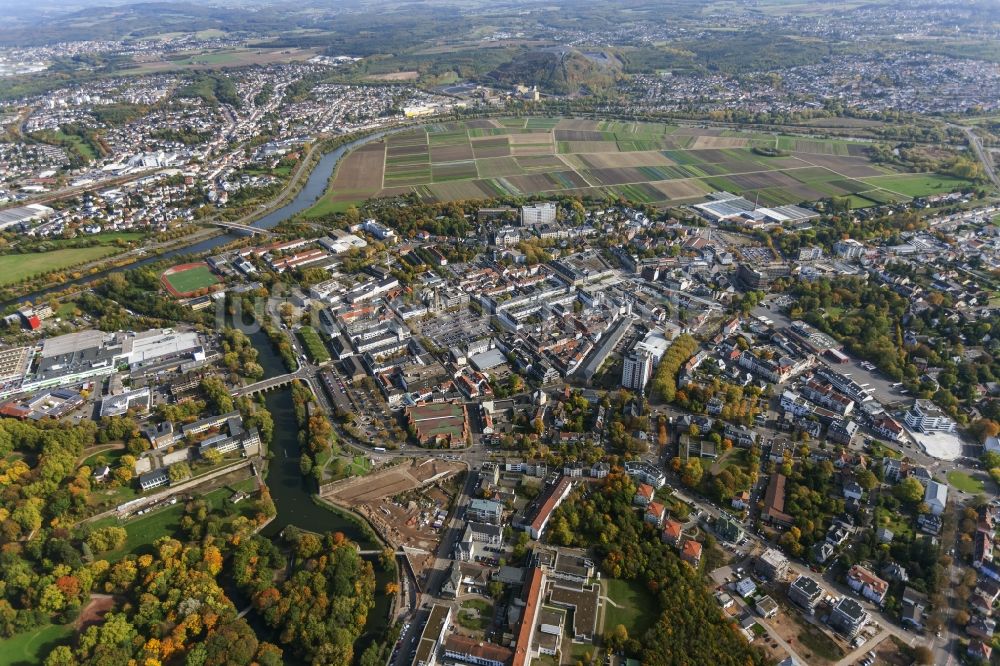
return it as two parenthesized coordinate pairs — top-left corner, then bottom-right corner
(829, 597), (868, 637)
(138, 468), (169, 491)
(520, 477), (574, 539)
(833, 238), (865, 259)
(788, 575), (824, 614)
(755, 548), (789, 581)
(762, 473), (793, 527)
(468, 498), (503, 525)
(755, 596), (778, 619)
(901, 587), (928, 632)
(443, 636), (513, 666)
(715, 513), (744, 542)
(414, 604), (452, 666)
(828, 418), (858, 445)
(624, 460), (666, 489)
(621, 348), (654, 392)
(646, 501), (667, 527)
(735, 577), (757, 598)
(904, 399), (956, 433)
(634, 483), (654, 506)
(681, 539), (703, 567)
(847, 565), (888, 605)
(662, 518), (684, 547)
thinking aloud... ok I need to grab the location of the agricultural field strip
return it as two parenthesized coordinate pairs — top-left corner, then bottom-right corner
(381, 141), (387, 190)
(411, 151), (876, 197)
(794, 154), (908, 199)
(334, 120), (945, 207)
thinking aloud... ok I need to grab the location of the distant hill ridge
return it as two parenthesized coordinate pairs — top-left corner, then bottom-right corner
(483, 48), (620, 96)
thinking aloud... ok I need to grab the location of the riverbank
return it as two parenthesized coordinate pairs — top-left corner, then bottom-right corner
(1, 125), (411, 309)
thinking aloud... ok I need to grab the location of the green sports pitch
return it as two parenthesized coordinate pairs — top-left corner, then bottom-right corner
(160, 262), (220, 297)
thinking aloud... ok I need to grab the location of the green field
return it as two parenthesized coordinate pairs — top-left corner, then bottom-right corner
(0, 246), (120, 286)
(91, 481), (258, 561)
(298, 326), (331, 363)
(603, 578), (656, 636)
(91, 503), (187, 561)
(947, 470), (984, 494)
(861, 173), (974, 197)
(317, 117), (965, 211)
(162, 264), (220, 295)
(0, 623), (74, 666)
(456, 598), (493, 631)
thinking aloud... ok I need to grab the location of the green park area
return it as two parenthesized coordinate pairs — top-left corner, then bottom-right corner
(298, 326), (331, 363)
(90, 479), (259, 562)
(456, 599), (493, 631)
(0, 623), (73, 666)
(0, 246), (120, 286)
(860, 173), (975, 197)
(603, 578), (656, 637)
(947, 470), (984, 494)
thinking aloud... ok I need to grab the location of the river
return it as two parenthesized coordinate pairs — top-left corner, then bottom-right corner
(241, 321), (393, 663)
(190, 129), (399, 662)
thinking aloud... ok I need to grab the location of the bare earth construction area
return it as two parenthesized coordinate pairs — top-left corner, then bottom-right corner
(306, 117), (975, 214)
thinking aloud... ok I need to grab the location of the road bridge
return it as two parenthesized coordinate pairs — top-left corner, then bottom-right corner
(233, 372), (301, 397)
(205, 220), (274, 236)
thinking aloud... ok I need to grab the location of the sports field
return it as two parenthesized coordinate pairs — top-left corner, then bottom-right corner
(306, 117), (974, 213)
(160, 262), (220, 297)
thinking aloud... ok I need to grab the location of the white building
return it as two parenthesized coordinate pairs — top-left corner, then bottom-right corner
(904, 400), (956, 433)
(622, 348), (654, 392)
(833, 238), (866, 259)
(924, 480), (949, 516)
(521, 202), (557, 227)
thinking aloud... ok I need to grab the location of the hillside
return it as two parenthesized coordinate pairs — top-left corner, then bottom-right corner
(483, 49), (619, 96)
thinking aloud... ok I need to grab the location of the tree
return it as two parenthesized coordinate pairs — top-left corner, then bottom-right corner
(681, 459), (703, 488)
(202, 448), (223, 466)
(856, 469), (878, 491)
(168, 462), (192, 483)
(894, 476), (924, 504)
(607, 624), (629, 652)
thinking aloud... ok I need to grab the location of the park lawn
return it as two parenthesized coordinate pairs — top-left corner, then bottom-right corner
(456, 599), (493, 631)
(55, 301), (79, 318)
(92, 503), (187, 561)
(860, 173), (973, 197)
(349, 455), (372, 476)
(874, 506), (914, 541)
(81, 447), (126, 469)
(0, 246), (120, 286)
(92, 483), (257, 561)
(298, 326), (331, 363)
(45, 232), (145, 248)
(947, 470), (984, 493)
(603, 578), (656, 637)
(0, 623), (74, 666)
(52, 130), (97, 161)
